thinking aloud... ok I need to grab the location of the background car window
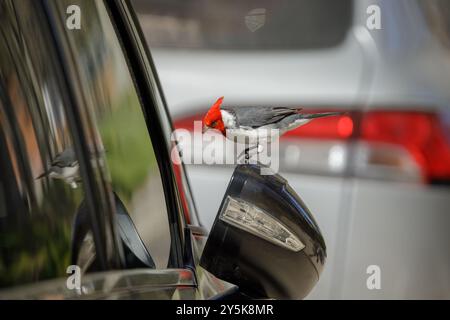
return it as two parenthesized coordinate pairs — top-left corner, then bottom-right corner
(55, 0), (172, 269)
(133, 0), (353, 50)
(0, 0), (90, 288)
(420, 0), (450, 49)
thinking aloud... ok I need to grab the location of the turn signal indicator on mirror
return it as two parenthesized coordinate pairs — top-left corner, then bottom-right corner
(220, 196), (305, 252)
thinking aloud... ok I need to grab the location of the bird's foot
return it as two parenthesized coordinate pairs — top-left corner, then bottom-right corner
(243, 151), (250, 164)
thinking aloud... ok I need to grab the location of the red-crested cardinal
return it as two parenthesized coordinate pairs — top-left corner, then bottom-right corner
(202, 97), (343, 144)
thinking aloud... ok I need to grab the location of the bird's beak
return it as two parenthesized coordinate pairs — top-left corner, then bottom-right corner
(202, 125), (209, 134)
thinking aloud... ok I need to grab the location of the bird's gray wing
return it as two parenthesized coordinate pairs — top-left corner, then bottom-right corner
(36, 147), (81, 179)
(223, 106), (302, 128)
(52, 148), (78, 167)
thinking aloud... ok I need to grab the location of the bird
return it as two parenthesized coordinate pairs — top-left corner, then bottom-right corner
(202, 97), (344, 159)
(36, 147), (80, 188)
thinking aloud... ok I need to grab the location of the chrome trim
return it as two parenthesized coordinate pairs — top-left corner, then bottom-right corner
(0, 269), (195, 300)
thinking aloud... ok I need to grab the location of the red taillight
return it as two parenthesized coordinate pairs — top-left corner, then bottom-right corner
(283, 112), (354, 140)
(174, 109), (450, 184)
(359, 111), (450, 183)
(174, 115), (201, 131)
(338, 116), (354, 138)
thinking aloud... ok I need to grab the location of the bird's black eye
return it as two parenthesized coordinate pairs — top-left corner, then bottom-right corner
(211, 121), (217, 127)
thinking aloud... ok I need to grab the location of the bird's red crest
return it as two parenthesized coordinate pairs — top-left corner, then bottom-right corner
(204, 96), (223, 125)
(202, 97), (225, 135)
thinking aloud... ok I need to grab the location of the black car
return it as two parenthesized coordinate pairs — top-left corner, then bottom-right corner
(0, 0), (325, 300)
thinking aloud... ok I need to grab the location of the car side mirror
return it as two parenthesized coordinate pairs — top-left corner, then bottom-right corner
(200, 164), (326, 299)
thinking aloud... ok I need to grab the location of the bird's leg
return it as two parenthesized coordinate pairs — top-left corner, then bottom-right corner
(236, 148), (250, 164)
(244, 148), (250, 164)
(238, 147), (250, 164)
(238, 144), (261, 164)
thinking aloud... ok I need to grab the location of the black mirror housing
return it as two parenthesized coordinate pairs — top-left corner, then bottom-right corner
(200, 164), (326, 299)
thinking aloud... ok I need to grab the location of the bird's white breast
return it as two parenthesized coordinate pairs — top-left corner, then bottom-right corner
(224, 118), (312, 144)
(221, 110), (236, 129)
(52, 165), (80, 180)
(225, 127), (280, 144)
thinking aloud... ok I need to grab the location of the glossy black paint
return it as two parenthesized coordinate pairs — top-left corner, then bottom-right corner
(200, 164), (327, 299)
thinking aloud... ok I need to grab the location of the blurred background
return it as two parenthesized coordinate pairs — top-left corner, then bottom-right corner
(131, 0), (450, 299)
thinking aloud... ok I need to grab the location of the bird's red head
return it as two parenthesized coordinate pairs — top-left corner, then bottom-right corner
(202, 96), (225, 135)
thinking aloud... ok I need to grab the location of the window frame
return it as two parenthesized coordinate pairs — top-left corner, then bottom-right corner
(0, 0), (235, 298)
(103, 0), (189, 268)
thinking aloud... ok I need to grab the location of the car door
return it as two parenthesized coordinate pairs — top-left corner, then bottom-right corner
(44, 0), (234, 298)
(0, 0), (233, 299)
(0, 0), (119, 294)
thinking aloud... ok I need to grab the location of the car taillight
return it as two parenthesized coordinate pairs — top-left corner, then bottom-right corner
(359, 111), (450, 183)
(283, 113), (354, 140)
(174, 109), (450, 185)
(174, 114), (200, 132)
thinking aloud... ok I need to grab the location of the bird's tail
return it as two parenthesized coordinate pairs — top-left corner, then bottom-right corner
(300, 111), (346, 119)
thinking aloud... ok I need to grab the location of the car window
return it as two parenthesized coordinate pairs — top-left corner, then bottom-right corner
(420, 0), (450, 49)
(55, 0), (172, 268)
(133, 0), (353, 50)
(0, 0), (92, 288)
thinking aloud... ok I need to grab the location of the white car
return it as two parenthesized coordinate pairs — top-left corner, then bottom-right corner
(134, 0), (450, 299)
